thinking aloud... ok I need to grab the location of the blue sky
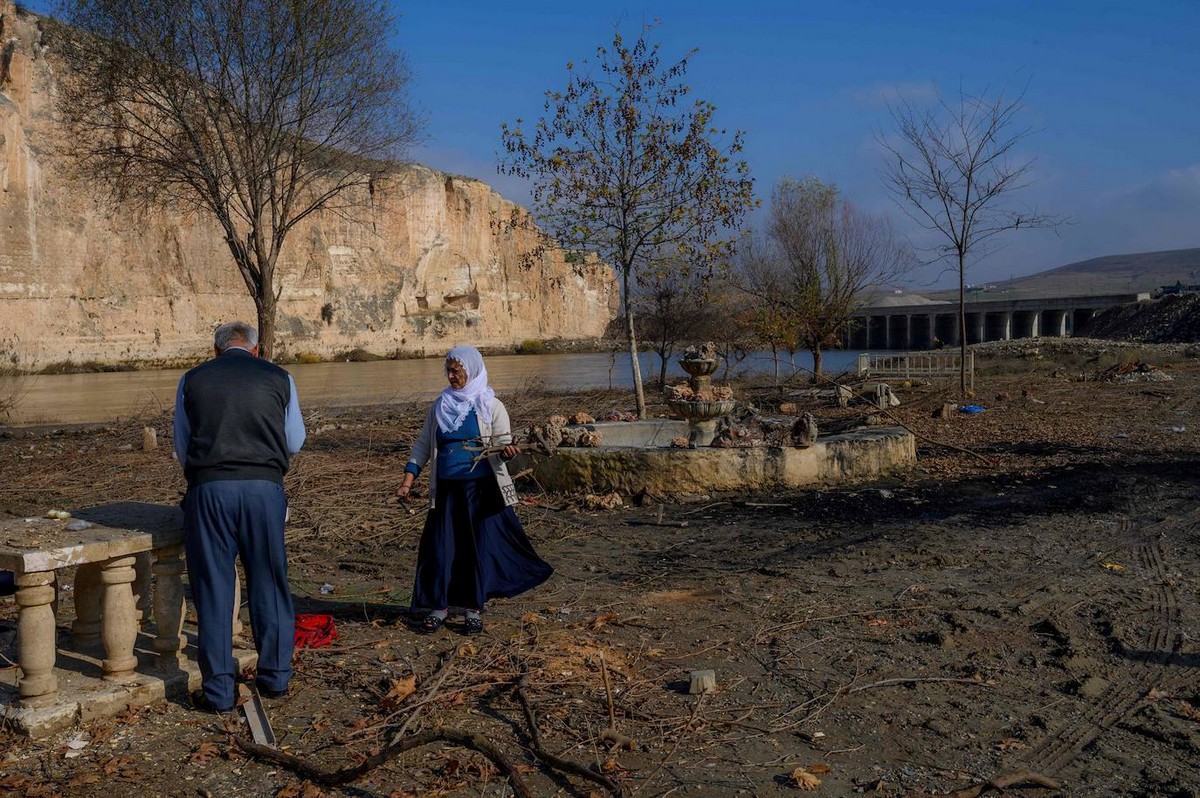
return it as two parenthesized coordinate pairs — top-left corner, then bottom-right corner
(24, 0), (1200, 289)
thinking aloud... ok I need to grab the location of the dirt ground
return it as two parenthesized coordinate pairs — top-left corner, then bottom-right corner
(1, 339), (1198, 798)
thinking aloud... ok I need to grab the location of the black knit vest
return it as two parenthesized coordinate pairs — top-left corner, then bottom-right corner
(180, 349), (292, 486)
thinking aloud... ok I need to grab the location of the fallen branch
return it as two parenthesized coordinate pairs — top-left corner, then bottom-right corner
(390, 646), (458, 742)
(464, 438), (552, 463)
(633, 691), (707, 796)
(760, 604), (934, 637)
(677, 501), (730, 517)
(236, 727), (531, 795)
(514, 671), (625, 797)
(907, 770), (1063, 798)
(598, 653), (635, 751)
(848, 676), (993, 694)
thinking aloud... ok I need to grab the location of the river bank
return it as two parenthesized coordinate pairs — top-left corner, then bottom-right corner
(1, 340), (1198, 797)
(0, 348), (871, 427)
(4, 336), (617, 377)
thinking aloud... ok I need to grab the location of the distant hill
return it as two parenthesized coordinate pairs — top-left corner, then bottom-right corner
(925, 247), (1200, 302)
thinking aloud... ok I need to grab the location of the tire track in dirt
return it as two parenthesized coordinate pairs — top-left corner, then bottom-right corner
(990, 516), (1129, 621)
(1021, 507), (1194, 776)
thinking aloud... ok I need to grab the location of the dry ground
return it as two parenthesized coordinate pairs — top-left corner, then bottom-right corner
(1, 340), (1198, 797)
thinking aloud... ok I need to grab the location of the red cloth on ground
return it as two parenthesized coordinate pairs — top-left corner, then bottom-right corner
(294, 613), (337, 648)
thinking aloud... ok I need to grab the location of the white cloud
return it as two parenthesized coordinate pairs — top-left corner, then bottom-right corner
(1102, 164), (1200, 212)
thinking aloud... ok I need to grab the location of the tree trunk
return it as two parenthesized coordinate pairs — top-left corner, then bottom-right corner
(222, 232), (277, 360)
(257, 297), (276, 361)
(957, 250), (967, 397)
(658, 352), (668, 388)
(771, 344), (780, 385)
(810, 344), (823, 384)
(622, 269), (647, 419)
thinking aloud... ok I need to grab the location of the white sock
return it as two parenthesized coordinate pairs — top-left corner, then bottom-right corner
(464, 609), (481, 620)
(428, 609), (448, 620)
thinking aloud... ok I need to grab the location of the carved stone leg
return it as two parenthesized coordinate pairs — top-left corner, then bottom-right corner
(72, 563), (103, 650)
(133, 552), (153, 628)
(99, 555), (138, 681)
(15, 572), (58, 707)
(152, 544), (187, 665)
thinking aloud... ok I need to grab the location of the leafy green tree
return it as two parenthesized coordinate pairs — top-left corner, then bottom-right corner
(500, 28), (756, 418)
(54, 0), (420, 358)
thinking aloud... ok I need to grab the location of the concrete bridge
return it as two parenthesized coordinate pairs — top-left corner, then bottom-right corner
(847, 292), (1149, 350)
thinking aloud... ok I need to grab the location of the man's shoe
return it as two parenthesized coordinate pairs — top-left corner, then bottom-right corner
(463, 615), (484, 636)
(255, 680), (288, 699)
(189, 689), (233, 713)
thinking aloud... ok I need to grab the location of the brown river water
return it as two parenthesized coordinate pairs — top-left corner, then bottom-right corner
(0, 350), (864, 426)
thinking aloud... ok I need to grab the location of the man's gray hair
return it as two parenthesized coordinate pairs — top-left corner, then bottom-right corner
(213, 321), (259, 351)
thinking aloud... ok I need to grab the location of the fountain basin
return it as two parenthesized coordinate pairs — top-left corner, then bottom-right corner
(666, 399), (737, 420)
(577, 419), (690, 447)
(532, 426), (916, 495)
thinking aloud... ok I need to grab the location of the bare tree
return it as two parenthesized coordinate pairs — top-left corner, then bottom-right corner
(500, 27), (756, 418)
(53, 0), (421, 358)
(633, 266), (717, 388)
(704, 290), (756, 382)
(742, 177), (912, 382)
(731, 234), (802, 384)
(880, 86), (1059, 394)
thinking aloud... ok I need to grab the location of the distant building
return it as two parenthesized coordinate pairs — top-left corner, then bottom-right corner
(1153, 281), (1200, 297)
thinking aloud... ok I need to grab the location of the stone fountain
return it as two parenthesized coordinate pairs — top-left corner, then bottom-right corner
(666, 343), (736, 447)
(525, 341), (917, 495)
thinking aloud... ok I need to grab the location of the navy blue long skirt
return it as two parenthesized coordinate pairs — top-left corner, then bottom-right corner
(411, 476), (553, 611)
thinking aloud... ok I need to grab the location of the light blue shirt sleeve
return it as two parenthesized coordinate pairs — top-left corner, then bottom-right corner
(173, 376), (190, 466)
(285, 374), (306, 455)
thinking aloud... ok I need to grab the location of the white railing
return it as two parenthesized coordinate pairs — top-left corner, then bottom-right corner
(857, 351), (974, 390)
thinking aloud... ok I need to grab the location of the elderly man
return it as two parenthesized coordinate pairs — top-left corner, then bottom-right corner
(174, 321), (306, 712)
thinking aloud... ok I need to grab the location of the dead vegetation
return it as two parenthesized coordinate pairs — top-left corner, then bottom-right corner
(1, 346), (1199, 796)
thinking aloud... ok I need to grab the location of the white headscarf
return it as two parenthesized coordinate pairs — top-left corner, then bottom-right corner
(435, 345), (495, 433)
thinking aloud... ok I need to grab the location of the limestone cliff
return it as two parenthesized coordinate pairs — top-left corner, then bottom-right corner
(0, 1), (617, 371)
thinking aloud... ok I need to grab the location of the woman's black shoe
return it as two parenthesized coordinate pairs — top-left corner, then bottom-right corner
(463, 616), (484, 635)
(417, 613), (445, 634)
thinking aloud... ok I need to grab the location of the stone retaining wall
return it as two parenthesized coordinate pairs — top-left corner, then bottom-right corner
(534, 427), (916, 495)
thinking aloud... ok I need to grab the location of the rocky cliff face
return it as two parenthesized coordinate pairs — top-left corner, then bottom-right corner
(0, 1), (617, 371)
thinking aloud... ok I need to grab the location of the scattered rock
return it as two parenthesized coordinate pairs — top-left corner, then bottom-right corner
(1077, 675), (1111, 699)
(689, 669), (717, 694)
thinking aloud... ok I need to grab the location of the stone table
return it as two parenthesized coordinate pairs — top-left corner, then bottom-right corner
(0, 502), (186, 708)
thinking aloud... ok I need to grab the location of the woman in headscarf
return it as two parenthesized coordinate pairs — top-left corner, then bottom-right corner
(396, 345), (553, 634)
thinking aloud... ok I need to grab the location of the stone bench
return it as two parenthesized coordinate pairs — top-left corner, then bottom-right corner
(0, 502), (187, 708)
